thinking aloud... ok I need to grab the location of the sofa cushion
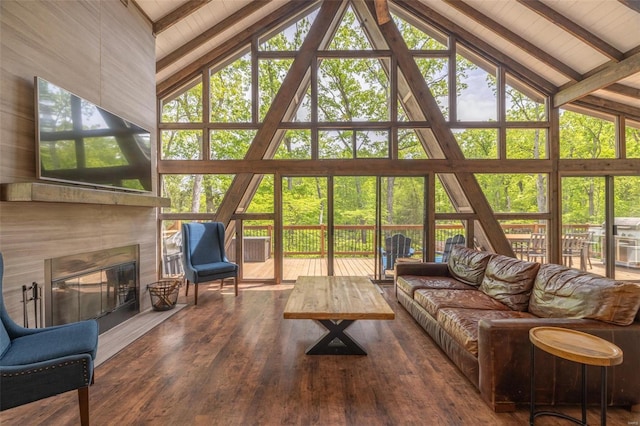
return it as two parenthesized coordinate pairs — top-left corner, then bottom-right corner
(415, 289), (510, 318)
(437, 308), (536, 356)
(479, 254), (540, 311)
(396, 275), (475, 298)
(529, 263), (640, 326)
(447, 246), (493, 287)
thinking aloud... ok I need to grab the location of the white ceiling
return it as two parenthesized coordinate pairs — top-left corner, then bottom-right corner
(133, 0), (640, 116)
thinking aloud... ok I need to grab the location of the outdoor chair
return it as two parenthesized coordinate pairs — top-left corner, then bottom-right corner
(441, 234), (465, 262)
(380, 234), (415, 273)
(0, 253), (98, 426)
(562, 232), (591, 270)
(181, 222), (239, 304)
(526, 233), (547, 263)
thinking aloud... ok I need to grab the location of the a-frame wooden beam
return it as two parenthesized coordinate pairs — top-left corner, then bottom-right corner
(350, 1), (483, 248)
(213, 0), (344, 227)
(157, 0), (273, 72)
(554, 52), (640, 107)
(517, 0), (624, 62)
(366, 0), (513, 256)
(153, 0), (212, 35)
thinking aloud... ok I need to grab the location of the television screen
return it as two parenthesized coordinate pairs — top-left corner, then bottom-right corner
(35, 77), (152, 192)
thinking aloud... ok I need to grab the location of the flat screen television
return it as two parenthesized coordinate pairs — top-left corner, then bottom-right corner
(35, 77), (152, 192)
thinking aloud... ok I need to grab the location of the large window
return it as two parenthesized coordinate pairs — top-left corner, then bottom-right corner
(157, 0), (638, 282)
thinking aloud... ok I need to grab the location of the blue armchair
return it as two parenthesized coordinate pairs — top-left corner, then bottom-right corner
(181, 222), (239, 304)
(0, 253), (98, 425)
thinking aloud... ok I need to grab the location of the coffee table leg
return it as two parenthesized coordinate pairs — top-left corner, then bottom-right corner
(306, 320), (367, 355)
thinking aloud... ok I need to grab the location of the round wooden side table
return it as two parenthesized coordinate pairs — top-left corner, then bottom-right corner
(529, 326), (623, 426)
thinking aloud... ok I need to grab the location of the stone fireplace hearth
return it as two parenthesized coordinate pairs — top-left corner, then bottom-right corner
(45, 245), (140, 333)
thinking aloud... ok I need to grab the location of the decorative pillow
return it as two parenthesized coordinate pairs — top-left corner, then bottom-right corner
(529, 263), (640, 326)
(447, 246), (493, 287)
(479, 254), (540, 311)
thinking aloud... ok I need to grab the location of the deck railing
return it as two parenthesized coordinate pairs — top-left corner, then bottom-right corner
(240, 223), (598, 258)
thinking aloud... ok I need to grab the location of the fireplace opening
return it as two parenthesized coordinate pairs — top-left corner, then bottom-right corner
(45, 245), (140, 333)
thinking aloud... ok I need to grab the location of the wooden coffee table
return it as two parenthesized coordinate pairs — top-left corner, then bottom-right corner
(283, 276), (395, 355)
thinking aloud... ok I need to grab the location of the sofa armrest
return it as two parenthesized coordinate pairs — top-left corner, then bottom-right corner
(395, 262), (450, 277)
(477, 318), (640, 412)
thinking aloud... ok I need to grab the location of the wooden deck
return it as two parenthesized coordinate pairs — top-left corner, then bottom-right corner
(243, 256), (640, 282)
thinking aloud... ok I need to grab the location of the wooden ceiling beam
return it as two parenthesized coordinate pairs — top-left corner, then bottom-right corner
(375, 0), (391, 25)
(517, 0), (624, 62)
(443, 0), (582, 81)
(618, 0), (640, 13)
(153, 0), (212, 35)
(554, 52), (640, 107)
(157, 0), (273, 73)
(603, 83), (640, 100)
(576, 95), (640, 122)
(393, 0), (556, 94)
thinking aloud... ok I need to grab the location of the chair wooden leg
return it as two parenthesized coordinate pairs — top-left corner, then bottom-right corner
(185, 280), (189, 297)
(234, 277), (238, 296)
(194, 283), (198, 305)
(78, 386), (89, 426)
(220, 279), (224, 289)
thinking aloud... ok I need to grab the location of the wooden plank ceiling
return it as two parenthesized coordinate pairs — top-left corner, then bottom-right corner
(132, 0), (640, 118)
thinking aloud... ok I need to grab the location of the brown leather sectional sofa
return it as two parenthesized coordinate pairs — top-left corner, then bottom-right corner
(395, 245), (640, 412)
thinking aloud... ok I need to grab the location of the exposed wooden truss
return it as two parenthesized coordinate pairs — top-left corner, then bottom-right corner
(157, 1), (313, 98)
(517, 0), (624, 62)
(442, 0), (640, 115)
(554, 52), (640, 107)
(152, 0), (211, 36)
(619, 0), (640, 14)
(156, 0), (273, 73)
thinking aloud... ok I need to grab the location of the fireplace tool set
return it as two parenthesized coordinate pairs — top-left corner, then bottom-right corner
(22, 281), (43, 328)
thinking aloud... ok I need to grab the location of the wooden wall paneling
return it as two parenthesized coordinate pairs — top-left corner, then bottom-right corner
(0, 0), (159, 327)
(0, 1), (101, 183)
(100, 0), (156, 129)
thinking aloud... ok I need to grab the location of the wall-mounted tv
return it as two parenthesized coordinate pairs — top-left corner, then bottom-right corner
(35, 77), (152, 192)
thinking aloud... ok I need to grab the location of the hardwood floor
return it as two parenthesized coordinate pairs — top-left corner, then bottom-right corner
(2, 283), (638, 425)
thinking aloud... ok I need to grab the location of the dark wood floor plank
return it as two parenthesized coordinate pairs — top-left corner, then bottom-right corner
(1, 284), (637, 425)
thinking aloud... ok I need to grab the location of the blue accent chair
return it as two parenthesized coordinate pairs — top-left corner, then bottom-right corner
(0, 252), (98, 425)
(181, 222), (239, 304)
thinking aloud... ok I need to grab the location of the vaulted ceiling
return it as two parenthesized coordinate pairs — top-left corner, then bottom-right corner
(132, 0), (640, 121)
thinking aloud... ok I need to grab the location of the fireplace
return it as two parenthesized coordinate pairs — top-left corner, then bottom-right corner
(45, 245), (140, 333)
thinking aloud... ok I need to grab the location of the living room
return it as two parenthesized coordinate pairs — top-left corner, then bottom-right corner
(1, 0), (640, 425)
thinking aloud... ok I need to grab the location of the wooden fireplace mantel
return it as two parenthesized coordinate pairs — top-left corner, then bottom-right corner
(0, 182), (170, 208)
